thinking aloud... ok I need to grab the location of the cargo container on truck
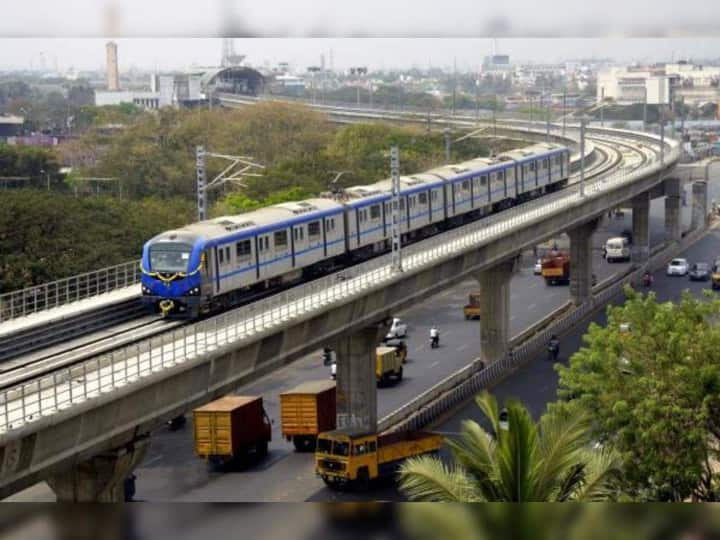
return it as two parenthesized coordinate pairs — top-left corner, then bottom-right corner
(376, 346), (403, 384)
(316, 429), (443, 490)
(193, 395), (271, 466)
(541, 252), (570, 285)
(280, 380), (337, 452)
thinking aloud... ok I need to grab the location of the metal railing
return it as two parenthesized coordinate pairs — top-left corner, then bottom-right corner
(0, 260), (142, 324)
(380, 223), (709, 434)
(0, 134), (678, 435)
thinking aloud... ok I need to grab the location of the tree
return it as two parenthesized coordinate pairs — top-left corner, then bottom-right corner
(398, 391), (621, 502)
(554, 288), (720, 501)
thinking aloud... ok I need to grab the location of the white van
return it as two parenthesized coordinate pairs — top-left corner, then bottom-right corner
(605, 237), (630, 262)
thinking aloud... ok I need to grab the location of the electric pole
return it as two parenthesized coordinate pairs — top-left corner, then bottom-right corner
(390, 146), (402, 273)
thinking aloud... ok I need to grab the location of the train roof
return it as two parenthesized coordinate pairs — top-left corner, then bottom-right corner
(151, 198), (344, 244)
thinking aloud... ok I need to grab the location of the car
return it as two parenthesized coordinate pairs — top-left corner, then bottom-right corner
(533, 259), (542, 275)
(385, 317), (407, 340)
(689, 262), (711, 281)
(666, 258), (689, 276)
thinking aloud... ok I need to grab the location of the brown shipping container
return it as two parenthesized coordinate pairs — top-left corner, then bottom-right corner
(279, 380), (336, 438)
(193, 396), (268, 458)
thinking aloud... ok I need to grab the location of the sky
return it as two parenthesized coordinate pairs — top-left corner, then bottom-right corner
(1, 38), (719, 73)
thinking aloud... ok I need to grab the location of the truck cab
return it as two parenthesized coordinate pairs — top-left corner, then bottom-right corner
(463, 291), (481, 320)
(316, 429), (443, 490)
(541, 252), (570, 285)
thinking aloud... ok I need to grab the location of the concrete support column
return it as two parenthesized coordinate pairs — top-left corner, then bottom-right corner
(47, 436), (149, 502)
(568, 219), (600, 305)
(334, 323), (388, 433)
(475, 258), (516, 366)
(664, 177), (682, 243)
(631, 192), (650, 264)
(691, 180), (708, 231)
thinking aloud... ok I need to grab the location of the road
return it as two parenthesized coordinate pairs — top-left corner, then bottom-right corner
(6, 178), (709, 502)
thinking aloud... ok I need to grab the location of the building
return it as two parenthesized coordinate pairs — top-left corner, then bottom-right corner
(598, 62), (720, 106)
(94, 66), (264, 110)
(0, 115), (24, 141)
(106, 41), (119, 91)
(481, 55), (513, 77)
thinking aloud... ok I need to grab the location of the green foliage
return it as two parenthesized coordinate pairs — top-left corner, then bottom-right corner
(398, 391), (621, 502)
(0, 143), (60, 181)
(0, 190), (193, 292)
(553, 288), (720, 501)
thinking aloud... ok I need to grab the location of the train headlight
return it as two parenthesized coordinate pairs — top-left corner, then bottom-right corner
(142, 285), (152, 295)
(188, 287), (201, 296)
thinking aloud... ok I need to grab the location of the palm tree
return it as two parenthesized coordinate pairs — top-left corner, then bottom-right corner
(398, 391), (621, 502)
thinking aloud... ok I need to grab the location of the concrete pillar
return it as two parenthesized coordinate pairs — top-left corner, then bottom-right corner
(47, 436), (149, 502)
(664, 177), (682, 243)
(691, 180), (708, 231)
(475, 258), (516, 366)
(334, 323), (388, 433)
(568, 219), (599, 305)
(631, 192), (650, 264)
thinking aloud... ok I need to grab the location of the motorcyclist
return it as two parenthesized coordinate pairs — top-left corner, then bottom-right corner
(642, 271), (653, 287)
(547, 334), (560, 361)
(430, 326), (439, 348)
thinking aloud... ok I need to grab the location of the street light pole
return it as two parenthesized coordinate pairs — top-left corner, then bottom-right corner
(196, 146), (207, 221)
(444, 128), (451, 164)
(579, 117), (587, 197)
(562, 88), (567, 137)
(390, 146), (402, 273)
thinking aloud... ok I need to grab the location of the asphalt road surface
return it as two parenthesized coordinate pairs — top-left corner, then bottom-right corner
(7, 179), (712, 502)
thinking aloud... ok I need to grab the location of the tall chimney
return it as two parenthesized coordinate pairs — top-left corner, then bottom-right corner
(106, 41), (119, 91)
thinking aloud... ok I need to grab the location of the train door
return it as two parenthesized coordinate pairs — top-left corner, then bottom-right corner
(256, 234), (272, 278)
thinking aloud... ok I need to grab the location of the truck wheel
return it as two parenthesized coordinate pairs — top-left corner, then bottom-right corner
(396, 367), (403, 381)
(293, 436), (316, 452)
(355, 468), (370, 492)
(465, 314), (470, 320)
(256, 440), (269, 458)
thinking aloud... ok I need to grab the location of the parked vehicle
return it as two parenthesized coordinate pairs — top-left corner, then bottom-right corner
(385, 318), (407, 340)
(533, 259), (542, 275)
(463, 292), (482, 320)
(689, 262), (711, 281)
(280, 381), (336, 452)
(712, 259), (720, 289)
(376, 346), (404, 384)
(666, 258), (689, 276)
(541, 252), (570, 285)
(316, 429), (443, 490)
(193, 396), (271, 466)
(605, 237), (630, 263)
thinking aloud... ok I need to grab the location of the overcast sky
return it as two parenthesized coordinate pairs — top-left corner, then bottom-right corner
(1, 38), (719, 73)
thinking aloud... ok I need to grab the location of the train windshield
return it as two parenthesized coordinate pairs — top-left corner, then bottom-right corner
(149, 243), (193, 273)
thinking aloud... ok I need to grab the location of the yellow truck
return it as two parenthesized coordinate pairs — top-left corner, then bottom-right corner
(376, 346), (404, 384)
(280, 380), (337, 452)
(712, 259), (720, 289)
(463, 291), (482, 320)
(315, 428), (443, 490)
(193, 396), (271, 467)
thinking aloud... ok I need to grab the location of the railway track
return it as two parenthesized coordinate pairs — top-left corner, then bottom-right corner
(0, 128), (659, 390)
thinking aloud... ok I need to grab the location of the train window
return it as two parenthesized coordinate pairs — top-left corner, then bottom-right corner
(265, 237), (270, 250)
(236, 240), (251, 260)
(418, 192), (428, 204)
(308, 221), (321, 237)
(274, 230), (288, 247)
(480, 175), (487, 186)
(462, 180), (470, 190)
(498, 170), (505, 180)
(555, 155), (562, 165)
(218, 247), (224, 263)
(431, 190), (438, 201)
(370, 205), (380, 219)
(530, 162), (536, 172)
(543, 159), (549, 169)
(368, 441), (377, 452)
(400, 198), (405, 210)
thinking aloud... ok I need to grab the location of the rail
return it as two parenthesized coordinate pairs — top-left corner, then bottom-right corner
(0, 133), (679, 435)
(0, 260), (141, 323)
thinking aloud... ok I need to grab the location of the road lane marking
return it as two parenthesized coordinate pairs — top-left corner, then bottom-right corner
(430, 361), (439, 368)
(456, 344), (468, 352)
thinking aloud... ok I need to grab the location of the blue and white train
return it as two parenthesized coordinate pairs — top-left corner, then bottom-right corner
(140, 142), (570, 318)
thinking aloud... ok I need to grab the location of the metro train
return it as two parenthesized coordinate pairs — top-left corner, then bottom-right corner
(140, 142), (570, 318)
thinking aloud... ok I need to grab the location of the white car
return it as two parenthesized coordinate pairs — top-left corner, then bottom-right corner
(666, 258), (689, 276)
(533, 259), (542, 275)
(385, 317), (407, 340)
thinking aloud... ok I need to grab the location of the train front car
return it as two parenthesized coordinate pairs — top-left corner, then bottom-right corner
(140, 231), (207, 318)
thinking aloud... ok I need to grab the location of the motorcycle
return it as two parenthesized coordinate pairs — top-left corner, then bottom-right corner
(430, 335), (439, 349)
(642, 273), (653, 287)
(547, 342), (559, 362)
